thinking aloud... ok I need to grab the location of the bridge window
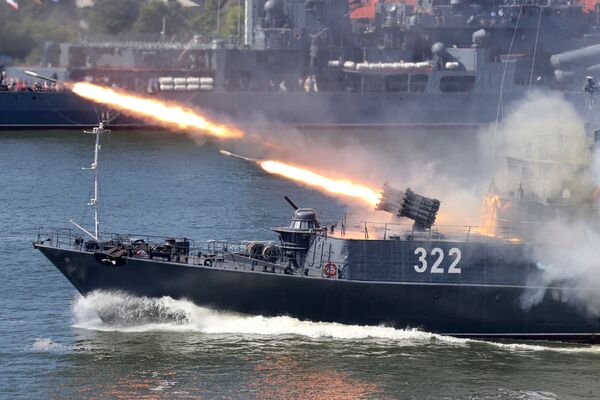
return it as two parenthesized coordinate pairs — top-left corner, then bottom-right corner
(385, 75), (408, 92)
(384, 74), (428, 92)
(410, 74), (428, 92)
(440, 76), (475, 92)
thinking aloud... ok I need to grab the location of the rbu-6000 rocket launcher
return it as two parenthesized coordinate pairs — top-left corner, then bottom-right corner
(376, 184), (441, 231)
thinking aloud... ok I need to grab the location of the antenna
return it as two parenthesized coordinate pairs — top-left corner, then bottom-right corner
(70, 122), (110, 241)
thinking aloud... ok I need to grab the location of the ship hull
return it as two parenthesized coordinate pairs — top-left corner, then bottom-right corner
(35, 244), (600, 341)
(0, 92), (144, 129)
(1, 89), (595, 130)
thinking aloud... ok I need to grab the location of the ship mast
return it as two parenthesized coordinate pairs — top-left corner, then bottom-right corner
(70, 122), (109, 241)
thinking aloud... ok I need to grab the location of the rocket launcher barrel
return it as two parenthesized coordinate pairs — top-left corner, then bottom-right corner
(376, 184), (441, 230)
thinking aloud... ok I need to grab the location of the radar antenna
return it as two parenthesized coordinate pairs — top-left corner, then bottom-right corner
(70, 122), (110, 241)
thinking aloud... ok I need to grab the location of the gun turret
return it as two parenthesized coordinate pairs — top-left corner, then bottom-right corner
(376, 184), (440, 231)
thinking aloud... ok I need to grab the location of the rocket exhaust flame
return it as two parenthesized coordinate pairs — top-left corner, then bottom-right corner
(219, 150), (442, 228)
(221, 149), (381, 206)
(375, 184), (405, 214)
(480, 194), (501, 236)
(259, 160), (381, 207)
(70, 82), (244, 140)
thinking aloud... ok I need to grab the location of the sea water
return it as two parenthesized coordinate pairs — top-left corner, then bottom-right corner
(1, 130), (600, 399)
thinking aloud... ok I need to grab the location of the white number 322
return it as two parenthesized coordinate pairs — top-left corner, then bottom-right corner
(413, 247), (462, 274)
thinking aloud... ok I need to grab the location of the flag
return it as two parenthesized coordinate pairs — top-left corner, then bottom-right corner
(6, 0), (18, 10)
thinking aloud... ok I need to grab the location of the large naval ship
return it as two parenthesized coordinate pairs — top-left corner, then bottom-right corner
(6, 0), (600, 129)
(33, 122), (600, 340)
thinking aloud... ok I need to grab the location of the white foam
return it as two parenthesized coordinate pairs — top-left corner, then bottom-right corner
(148, 380), (178, 392)
(498, 389), (559, 400)
(71, 291), (464, 344)
(31, 338), (64, 352)
(71, 291), (600, 354)
(475, 340), (600, 354)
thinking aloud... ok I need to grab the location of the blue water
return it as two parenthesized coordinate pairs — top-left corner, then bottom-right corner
(1, 130), (600, 399)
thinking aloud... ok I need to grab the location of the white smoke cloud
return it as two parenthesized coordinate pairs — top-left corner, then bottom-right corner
(486, 91), (589, 203)
(226, 122), (489, 227)
(524, 219), (600, 316)
(485, 92), (600, 315)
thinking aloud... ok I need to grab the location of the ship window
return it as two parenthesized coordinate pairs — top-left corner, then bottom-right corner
(385, 75), (408, 92)
(363, 76), (386, 92)
(290, 221), (302, 229)
(409, 74), (428, 92)
(440, 76), (475, 92)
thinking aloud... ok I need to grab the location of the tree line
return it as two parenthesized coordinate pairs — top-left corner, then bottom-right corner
(0, 0), (242, 63)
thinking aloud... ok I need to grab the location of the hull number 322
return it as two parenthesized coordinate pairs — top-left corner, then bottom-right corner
(413, 247), (462, 274)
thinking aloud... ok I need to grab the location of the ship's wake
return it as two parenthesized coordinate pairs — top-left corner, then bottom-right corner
(72, 291), (600, 354)
(72, 291), (446, 342)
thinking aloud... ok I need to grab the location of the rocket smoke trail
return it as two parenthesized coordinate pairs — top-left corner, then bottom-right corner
(220, 149), (381, 207)
(70, 83), (245, 140)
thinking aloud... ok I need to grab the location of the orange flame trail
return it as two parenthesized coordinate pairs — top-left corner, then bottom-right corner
(259, 160), (381, 207)
(70, 82), (244, 139)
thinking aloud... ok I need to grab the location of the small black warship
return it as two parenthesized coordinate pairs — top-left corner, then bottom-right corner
(6, 0), (600, 129)
(34, 122), (600, 341)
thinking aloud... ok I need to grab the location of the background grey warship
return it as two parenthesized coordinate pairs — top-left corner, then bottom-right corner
(5, 0), (600, 128)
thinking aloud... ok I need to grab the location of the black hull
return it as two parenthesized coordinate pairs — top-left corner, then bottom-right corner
(36, 244), (600, 341)
(1, 89), (595, 130)
(0, 92), (145, 129)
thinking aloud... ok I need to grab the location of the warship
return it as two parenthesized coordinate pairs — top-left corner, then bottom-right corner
(6, 0), (600, 129)
(33, 121), (600, 341)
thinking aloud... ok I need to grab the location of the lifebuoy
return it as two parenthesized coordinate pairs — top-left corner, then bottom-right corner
(323, 262), (337, 277)
(293, 30), (302, 40)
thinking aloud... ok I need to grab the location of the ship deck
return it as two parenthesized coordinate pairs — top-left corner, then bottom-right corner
(35, 228), (330, 279)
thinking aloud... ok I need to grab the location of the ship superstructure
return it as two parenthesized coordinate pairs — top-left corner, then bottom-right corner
(5, 0), (600, 128)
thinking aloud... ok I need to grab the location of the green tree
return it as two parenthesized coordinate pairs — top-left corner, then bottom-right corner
(133, 0), (186, 38)
(0, 0), (79, 62)
(0, 27), (36, 60)
(184, 0), (242, 38)
(0, 0), (246, 63)
(186, 0), (217, 36)
(88, 0), (140, 34)
(220, 0), (243, 39)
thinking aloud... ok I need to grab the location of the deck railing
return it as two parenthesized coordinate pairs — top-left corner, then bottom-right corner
(339, 220), (525, 243)
(35, 227), (294, 271)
